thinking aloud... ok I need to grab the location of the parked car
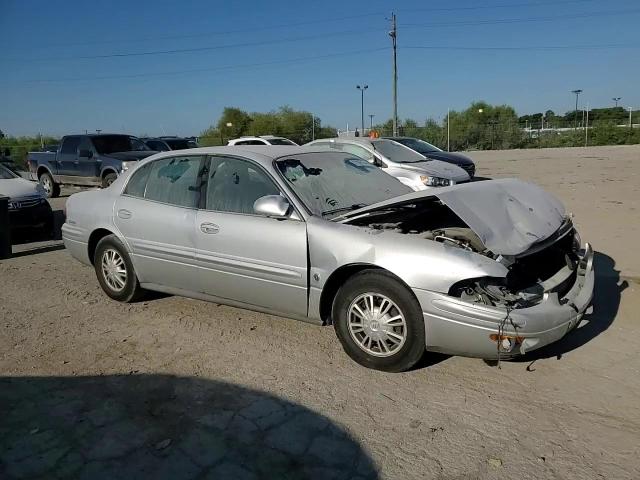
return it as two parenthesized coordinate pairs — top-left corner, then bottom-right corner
(228, 135), (299, 146)
(1, 150), (24, 176)
(144, 137), (198, 151)
(384, 136), (476, 178)
(305, 137), (469, 190)
(27, 134), (157, 198)
(62, 146), (594, 372)
(0, 164), (53, 237)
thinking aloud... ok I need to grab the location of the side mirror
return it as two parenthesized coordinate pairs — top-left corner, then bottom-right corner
(372, 157), (385, 168)
(253, 195), (291, 219)
(79, 149), (93, 159)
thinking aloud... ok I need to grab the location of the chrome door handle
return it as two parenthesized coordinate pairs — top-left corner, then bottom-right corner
(200, 223), (219, 234)
(117, 209), (132, 219)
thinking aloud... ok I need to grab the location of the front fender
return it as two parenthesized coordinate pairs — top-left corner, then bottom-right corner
(307, 217), (507, 309)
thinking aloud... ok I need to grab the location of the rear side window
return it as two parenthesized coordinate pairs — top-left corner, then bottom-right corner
(124, 162), (152, 197)
(235, 140), (266, 145)
(60, 136), (80, 154)
(146, 140), (169, 151)
(144, 156), (204, 208)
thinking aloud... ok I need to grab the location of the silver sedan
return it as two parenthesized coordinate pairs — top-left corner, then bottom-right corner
(62, 146), (594, 371)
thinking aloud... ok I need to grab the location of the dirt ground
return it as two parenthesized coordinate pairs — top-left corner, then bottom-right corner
(1, 145), (639, 479)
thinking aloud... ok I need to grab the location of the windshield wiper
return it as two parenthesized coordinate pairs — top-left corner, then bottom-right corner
(322, 203), (368, 217)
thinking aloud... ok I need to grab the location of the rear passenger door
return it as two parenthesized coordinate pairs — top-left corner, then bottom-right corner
(114, 155), (206, 292)
(194, 155), (308, 316)
(57, 136), (81, 176)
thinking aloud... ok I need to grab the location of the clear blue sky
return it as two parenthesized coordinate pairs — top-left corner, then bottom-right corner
(1, 0), (638, 137)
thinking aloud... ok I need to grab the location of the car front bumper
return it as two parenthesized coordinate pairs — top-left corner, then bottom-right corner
(414, 243), (595, 359)
(8, 201), (53, 233)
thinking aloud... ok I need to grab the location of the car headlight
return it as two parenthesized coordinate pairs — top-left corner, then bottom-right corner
(420, 175), (452, 187)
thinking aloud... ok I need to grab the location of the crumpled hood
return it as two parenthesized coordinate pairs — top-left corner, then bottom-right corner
(341, 178), (566, 256)
(102, 151), (156, 161)
(398, 159), (470, 183)
(0, 177), (45, 200)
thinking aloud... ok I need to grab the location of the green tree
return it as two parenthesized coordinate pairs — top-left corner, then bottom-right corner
(217, 107), (252, 140)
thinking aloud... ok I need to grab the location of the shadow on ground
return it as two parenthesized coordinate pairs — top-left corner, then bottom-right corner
(0, 374), (378, 480)
(514, 251), (627, 363)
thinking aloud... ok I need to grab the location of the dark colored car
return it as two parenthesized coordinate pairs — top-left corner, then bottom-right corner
(0, 164), (53, 238)
(27, 134), (156, 197)
(144, 137), (198, 152)
(384, 137), (476, 178)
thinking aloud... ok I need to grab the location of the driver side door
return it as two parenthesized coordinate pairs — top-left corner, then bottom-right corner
(194, 155), (308, 317)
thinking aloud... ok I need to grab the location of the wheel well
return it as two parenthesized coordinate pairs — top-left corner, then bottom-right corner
(319, 264), (384, 324)
(101, 169), (117, 179)
(37, 167), (51, 178)
(88, 229), (113, 265)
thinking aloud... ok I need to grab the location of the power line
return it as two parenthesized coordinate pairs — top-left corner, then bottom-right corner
(403, 43), (640, 51)
(10, 48), (389, 84)
(3, 28), (380, 63)
(401, 0), (599, 14)
(401, 8), (640, 28)
(22, 0), (599, 49)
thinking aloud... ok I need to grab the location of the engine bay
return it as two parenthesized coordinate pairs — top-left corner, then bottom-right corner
(345, 198), (579, 308)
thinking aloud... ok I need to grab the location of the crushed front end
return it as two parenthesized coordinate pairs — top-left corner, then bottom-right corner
(416, 221), (595, 358)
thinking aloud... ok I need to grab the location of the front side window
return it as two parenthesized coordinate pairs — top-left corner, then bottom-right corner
(395, 138), (441, 155)
(371, 139), (426, 164)
(144, 156), (204, 208)
(340, 143), (374, 161)
(60, 136), (80, 154)
(205, 156), (280, 214)
(276, 152), (411, 218)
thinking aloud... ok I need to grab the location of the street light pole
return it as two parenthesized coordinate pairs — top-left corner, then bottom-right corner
(571, 89), (582, 129)
(356, 85), (368, 134)
(613, 97), (621, 108)
(389, 12), (398, 136)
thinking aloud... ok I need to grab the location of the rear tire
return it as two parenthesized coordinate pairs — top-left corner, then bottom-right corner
(39, 172), (60, 198)
(102, 173), (117, 188)
(94, 234), (144, 302)
(332, 270), (425, 372)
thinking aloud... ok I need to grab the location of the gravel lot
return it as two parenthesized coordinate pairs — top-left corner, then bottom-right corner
(2, 145), (639, 479)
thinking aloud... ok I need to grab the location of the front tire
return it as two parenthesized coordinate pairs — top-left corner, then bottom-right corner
(332, 270), (426, 372)
(94, 234), (143, 302)
(102, 173), (117, 188)
(39, 172), (60, 198)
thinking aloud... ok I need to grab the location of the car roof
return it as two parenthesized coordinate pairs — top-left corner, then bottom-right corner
(308, 137), (376, 147)
(140, 145), (323, 169)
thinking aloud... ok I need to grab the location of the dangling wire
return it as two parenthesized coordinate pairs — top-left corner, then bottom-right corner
(496, 305), (513, 370)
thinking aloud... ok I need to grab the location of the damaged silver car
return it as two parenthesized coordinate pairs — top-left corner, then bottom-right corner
(62, 146), (594, 371)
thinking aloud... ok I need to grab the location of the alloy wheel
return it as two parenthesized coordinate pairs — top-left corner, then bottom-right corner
(347, 293), (407, 357)
(101, 248), (127, 292)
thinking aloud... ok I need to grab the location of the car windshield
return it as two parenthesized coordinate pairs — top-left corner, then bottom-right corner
(268, 138), (297, 146)
(0, 164), (18, 179)
(276, 152), (411, 218)
(91, 135), (151, 154)
(371, 139), (427, 163)
(394, 138), (442, 154)
(165, 139), (192, 150)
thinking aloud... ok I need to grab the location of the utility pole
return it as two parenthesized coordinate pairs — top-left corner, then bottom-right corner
(613, 97), (621, 108)
(585, 104), (589, 147)
(368, 114), (375, 131)
(356, 85), (368, 134)
(571, 89), (582, 129)
(311, 114), (315, 141)
(447, 109), (450, 152)
(389, 13), (398, 136)
(630, 107), (633, 129)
